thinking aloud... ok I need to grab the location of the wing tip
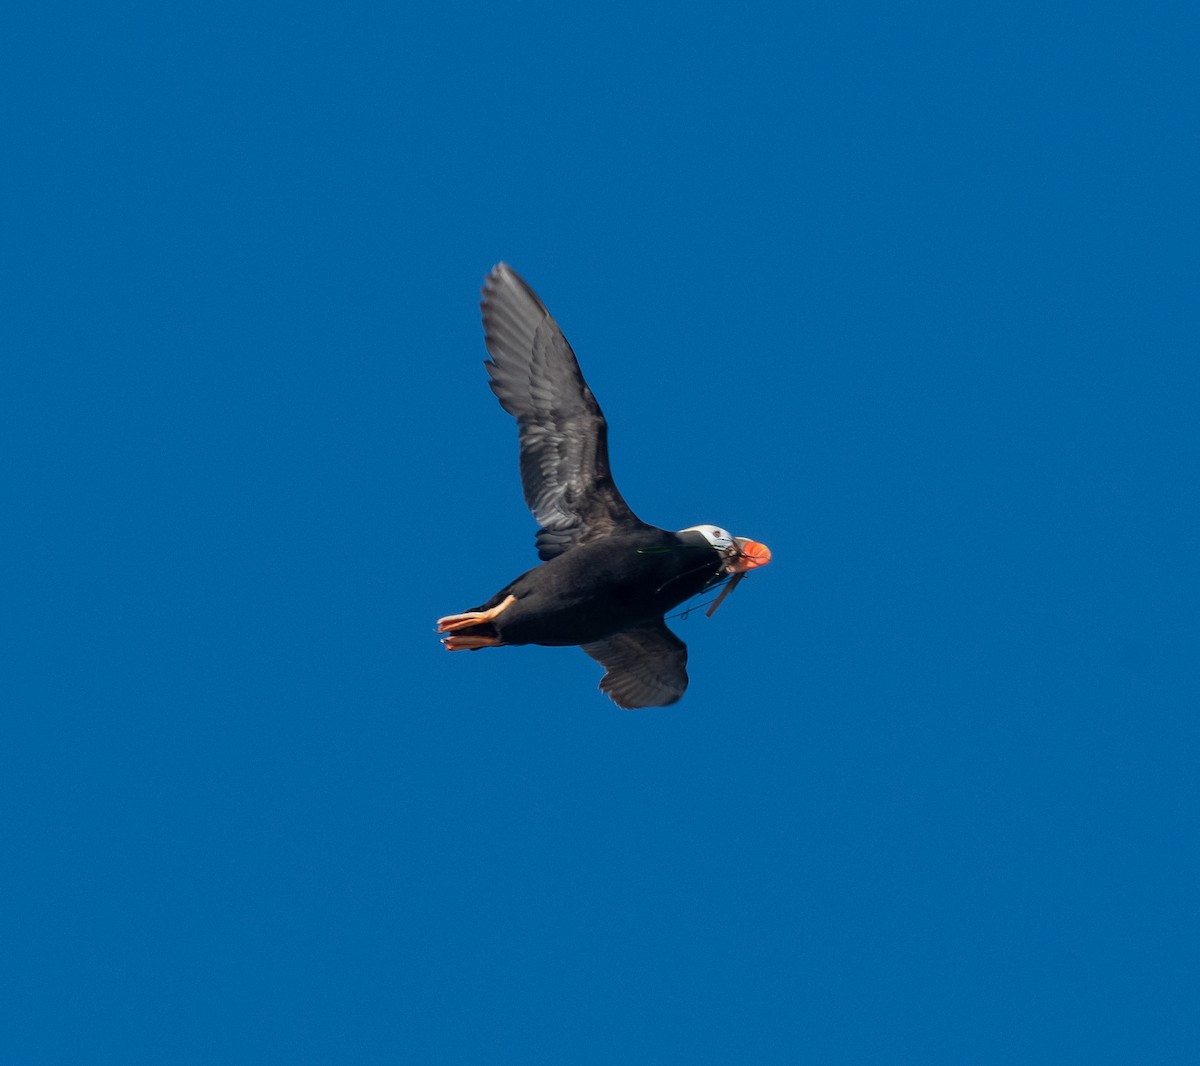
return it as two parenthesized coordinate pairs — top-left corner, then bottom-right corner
(602, 685), (685, 711)
(480, 262), (550, 319)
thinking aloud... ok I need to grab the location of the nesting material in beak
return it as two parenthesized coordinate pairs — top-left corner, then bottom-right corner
(728, 539), (771, 574)
(706, 538), (772, 618)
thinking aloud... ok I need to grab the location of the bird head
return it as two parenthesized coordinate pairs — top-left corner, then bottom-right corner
(678, 525), (772, 575)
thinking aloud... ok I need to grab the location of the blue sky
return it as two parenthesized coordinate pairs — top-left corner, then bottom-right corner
(5, 1), (1198, 1062)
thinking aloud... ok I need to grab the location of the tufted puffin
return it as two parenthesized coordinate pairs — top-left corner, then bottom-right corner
(437, 264), (770, 709)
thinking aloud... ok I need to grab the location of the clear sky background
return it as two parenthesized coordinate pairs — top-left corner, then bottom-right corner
(5, 1), (1198, 1062)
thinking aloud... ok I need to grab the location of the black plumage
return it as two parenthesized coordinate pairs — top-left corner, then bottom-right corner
(437, 264), (769, 709)
(481, 264), (648, 560)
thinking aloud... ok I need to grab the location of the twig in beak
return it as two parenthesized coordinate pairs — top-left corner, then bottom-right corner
(705, 572), (745, 618)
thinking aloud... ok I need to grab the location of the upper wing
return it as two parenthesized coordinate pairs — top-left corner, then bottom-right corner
(580, 620), (689, 709)
(481, 263), (649, 561)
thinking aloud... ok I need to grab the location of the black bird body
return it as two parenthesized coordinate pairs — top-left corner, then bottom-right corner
(437, 264), (770, 709)
(458, 529), (726, 648)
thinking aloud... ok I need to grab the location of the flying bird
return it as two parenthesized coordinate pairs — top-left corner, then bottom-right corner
(437, 264), (770, 709)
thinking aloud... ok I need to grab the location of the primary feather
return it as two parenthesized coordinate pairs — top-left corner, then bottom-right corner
(481, 264), (650, 560)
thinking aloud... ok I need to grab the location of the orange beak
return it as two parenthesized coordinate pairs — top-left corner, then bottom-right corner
(729, 538), (771, 574)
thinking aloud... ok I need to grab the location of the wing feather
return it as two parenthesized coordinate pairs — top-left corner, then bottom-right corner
(580, 621), (689, 709)
(481, 263), (648, 560)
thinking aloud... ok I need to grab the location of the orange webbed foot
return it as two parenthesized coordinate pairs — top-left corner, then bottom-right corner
(442, 634), (502, 651)
(436, 594), (517, 633)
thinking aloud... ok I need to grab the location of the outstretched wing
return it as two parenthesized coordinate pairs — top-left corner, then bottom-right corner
(481, 263), (649, 561)
(580, 621), (689, 709)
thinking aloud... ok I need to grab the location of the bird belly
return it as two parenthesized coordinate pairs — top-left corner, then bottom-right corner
(496, 594), (650, 647)
(492, 544), (722, 647)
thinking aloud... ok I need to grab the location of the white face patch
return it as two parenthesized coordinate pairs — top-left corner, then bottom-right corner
(679, 524), (734, 551)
